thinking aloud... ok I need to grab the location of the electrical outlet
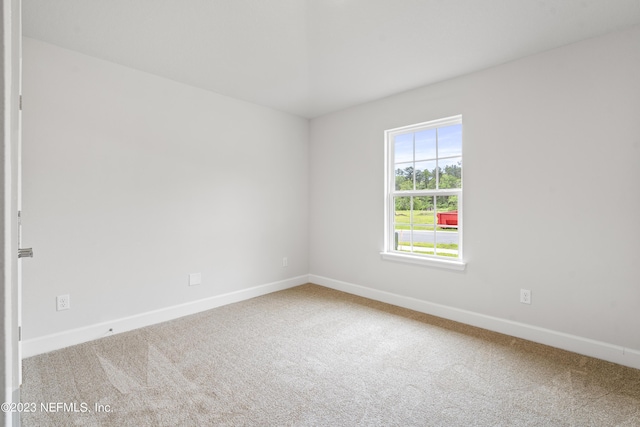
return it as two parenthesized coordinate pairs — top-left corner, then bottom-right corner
(188, 273), (202, 286)
(282, 257), (288, 267)
(57, 294), (71, 311)
(520, 289), (531, 305)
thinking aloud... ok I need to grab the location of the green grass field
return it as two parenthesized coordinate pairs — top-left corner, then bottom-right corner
(394, 210), (457, 231)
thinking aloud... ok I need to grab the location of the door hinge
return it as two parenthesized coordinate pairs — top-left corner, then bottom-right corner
(18, 326), (21, 341)
(19, 95), (22, 111)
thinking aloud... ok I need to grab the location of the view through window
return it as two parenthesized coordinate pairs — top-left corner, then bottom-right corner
(385, 115), (462, 261)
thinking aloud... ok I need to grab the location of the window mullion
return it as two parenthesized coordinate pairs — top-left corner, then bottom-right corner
(392, 189), (461, 197)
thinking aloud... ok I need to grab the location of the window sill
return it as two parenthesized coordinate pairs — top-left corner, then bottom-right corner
(380, 251), (466, 271)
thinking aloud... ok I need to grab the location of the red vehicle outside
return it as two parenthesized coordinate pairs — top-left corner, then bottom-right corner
(437, 211), (458, 228)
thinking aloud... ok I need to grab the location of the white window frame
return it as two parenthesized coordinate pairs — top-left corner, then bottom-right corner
(381, 115), (466, 271)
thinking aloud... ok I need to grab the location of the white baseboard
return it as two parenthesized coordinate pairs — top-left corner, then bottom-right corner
(23, 275), (309, 358)
(309, 274), (640, 371)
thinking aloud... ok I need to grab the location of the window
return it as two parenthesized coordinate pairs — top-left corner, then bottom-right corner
(382, 115), (465, 270)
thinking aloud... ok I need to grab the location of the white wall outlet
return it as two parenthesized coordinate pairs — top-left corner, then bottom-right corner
(56, 294), (71, 311)
(520, 289), (531, 304)
(282, 257), (288, 267)
(188, 272), (202, 286)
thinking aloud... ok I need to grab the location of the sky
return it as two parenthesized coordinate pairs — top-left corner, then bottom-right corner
(394, 123), (462, 179)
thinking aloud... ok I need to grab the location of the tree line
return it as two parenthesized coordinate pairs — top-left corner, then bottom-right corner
(395, 163), (461, 211)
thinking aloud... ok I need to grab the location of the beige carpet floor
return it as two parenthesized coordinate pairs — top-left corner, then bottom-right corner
(21, 284), (640, 426)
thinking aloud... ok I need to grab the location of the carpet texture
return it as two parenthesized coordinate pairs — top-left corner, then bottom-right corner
(21, 284), (640, 426)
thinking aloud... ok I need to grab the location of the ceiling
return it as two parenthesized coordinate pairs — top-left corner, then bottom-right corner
(22, 0), (640, 118)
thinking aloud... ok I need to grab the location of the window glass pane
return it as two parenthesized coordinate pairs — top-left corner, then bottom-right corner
(395, 166), (414, 190)
(411, 224), (436, 255)
(415, 129), (436, 161)
(399, 224), (458, 257)
(438, 124), (462, 158)
(438, 157), (462, 189)
(415, 160), (437, 190)
(394, 133), (413, 163)
(435, 195), (459, 258)
(410, 196), (435, 254)
(396, 229), (411, 253)
(394, 196), (411, 252)
(394, 196), (411, 229)
(412, 196), (434, 219)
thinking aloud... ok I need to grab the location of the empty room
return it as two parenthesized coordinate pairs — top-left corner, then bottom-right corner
(1, 0), (639, 425)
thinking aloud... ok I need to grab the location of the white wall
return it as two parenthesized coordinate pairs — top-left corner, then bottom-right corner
(309, 26), (640, 353)
(21, 38), (309, 341)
